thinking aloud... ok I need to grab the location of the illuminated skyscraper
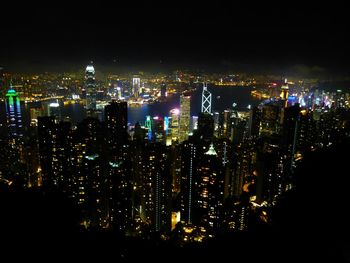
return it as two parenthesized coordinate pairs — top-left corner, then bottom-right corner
(259, 102), (283, 136)
(5, 87), (23, 139)
(201, 84), (212, 114)
(169, 144), (182, 195)
(232, 138), (255, 198)
(179, 95), (191, 142)
(145, 115), (153, 141)
(195, 143), (224, 231)
(74, 118), (110, 229)
(109, 156), (132, 232)
(37, 116), (72, 189)
(85, 63), (97, 112)
(164, 116), (169, 136)
(170, 108), (180, 142)
(152, 116), (165, 144)
(181, 140), (197, 224)
(213, 111), (220, 137)
(141, 144), (172, 233)
(222, 110), (232, 139)
(132, 77), (141, 98)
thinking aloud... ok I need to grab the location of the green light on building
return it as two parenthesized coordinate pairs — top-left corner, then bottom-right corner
(6, 88), (19, 107)
(145, 115), (152, 130)
(85, 154), (99, 161)
(109, 161), (122, 168)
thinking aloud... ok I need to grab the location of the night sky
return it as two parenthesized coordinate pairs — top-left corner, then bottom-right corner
(1, 1), (349, 73)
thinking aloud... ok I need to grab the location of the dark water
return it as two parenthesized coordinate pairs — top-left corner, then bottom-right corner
(0, 86), (260, 127)
(128, 85), (259, 125)
(61, 103), (86, 124)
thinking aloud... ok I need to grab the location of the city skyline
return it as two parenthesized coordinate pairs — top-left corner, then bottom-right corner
(1, 60), (350, 262)
(1, 2), (350, 262)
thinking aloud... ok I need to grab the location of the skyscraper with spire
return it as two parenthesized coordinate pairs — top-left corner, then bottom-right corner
(85, 63), (97, 112)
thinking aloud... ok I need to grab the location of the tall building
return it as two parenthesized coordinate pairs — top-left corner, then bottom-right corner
(231, 115), (249, 145)
(145, 115), (153, 141)
(179, 95), (191, 142)
(109, 155), (132, 233)
(232, 138), (256, 198)
(201, 84), (212, 114)
(81, 153), (110, 229)
(105, 100), (128, 150)
(85, 63), (97, 112)
(169, 144), (182, 195)
(132, 77), (141, 98)
(37, 117), (72, 190)
(213, 111), (220, 137)
(281, 103), (300, 186)
(180, 140), (197, 224)
(195, 143), (224, 231)
(222, 110), (232, 139)
(249, 106), (261, 137)
(259, 102), (282, 136)
(74, 118), (109, 229)
(152, 116), (165, 144)
(5, 87), (23, 140)
(141, 143), (172, 233)
(196, 113), (214, 142)
(170, 108), (180, 142)
(256, 136), (284, 204)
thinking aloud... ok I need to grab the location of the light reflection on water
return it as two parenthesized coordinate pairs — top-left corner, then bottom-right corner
(0, 86), (260, 127)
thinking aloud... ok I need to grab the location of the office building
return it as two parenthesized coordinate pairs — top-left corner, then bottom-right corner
(179, 95), (191, 142)
(85, 64), (97, 112)
(5, 87), (23, 139)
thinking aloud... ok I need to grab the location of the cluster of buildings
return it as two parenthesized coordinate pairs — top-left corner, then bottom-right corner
(1, 67), (350, 243)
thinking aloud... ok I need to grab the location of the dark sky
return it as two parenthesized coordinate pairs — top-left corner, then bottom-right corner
(1, 1), (349, 73)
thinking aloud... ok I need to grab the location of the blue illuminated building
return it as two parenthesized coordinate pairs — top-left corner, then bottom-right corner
(5, 87), (23, 139)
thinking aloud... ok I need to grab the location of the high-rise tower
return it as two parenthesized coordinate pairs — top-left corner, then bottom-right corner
(85, 63), (97, 111)
(201, 84), (212, 114)
(170, 108), (180, 142)
(179, 95), (191, 142)
(132, 77), (141, 98)
(105, 100), (128, 149)
(5, 87), (23, 139)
